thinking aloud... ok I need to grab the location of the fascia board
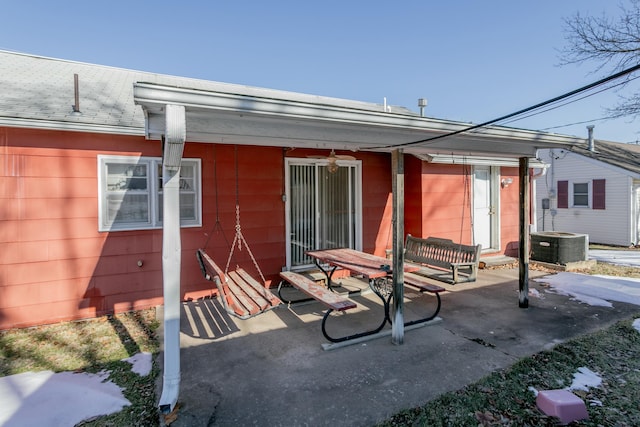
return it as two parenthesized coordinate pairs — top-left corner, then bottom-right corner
(0, 117), (144, 136)
(133, 82), (584, 150)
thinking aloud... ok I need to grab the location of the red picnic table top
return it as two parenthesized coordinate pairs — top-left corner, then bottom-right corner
(305, 248), (420, 279)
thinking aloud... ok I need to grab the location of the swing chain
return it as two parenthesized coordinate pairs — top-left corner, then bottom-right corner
(224, 204), (267, 284)
(235, 205), (242, 251)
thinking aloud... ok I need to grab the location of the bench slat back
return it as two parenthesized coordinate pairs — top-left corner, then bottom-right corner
(405, 235), (480, 268)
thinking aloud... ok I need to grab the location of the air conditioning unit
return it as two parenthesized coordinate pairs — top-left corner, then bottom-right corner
(530, 232), (588, 264)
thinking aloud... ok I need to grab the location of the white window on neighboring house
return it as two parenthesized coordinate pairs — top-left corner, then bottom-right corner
(572, 182), (589, 207)
(98, 155), (201, 231)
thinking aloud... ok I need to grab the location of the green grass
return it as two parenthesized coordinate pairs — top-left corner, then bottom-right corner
(379, 316), (640, 426)
(379, 260), (640, 426)
(0, 309), (160, 427)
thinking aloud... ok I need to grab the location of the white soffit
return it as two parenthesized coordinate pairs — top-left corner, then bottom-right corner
(133, 82), (585, 159)
(413, 153), (548, 167)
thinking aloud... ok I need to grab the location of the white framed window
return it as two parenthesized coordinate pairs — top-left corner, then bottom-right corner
(572, 182), (590, 207)
(98, 155), (201, 231)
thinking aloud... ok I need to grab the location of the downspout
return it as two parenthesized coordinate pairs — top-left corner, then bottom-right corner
(530, 165), (548, 233)
(158, 104), (186, 415)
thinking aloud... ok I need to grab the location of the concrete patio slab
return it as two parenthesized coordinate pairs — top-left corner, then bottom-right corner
(157, 267), (640, 426)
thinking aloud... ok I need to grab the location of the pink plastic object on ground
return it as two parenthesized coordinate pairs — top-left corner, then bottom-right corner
(536, 389), (589, 424)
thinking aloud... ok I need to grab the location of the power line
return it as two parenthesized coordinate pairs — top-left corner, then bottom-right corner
(499, 74), (640, 128)
(374, 62), (640, 150)
(540, 117), (611, 131)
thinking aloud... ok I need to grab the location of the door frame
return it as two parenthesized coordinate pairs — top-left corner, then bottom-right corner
(472, 165), (501, 252)
(284, 157), (363, 270)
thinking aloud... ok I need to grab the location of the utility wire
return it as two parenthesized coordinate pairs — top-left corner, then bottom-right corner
(499, 74), (640, 127)
(540, 117), (611, 131)
(375, 63), (640, 150)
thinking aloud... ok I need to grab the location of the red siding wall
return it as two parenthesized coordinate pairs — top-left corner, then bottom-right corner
(0, 129), (294, 329)
(499, 167), (521, 257)
(0, 124), (523, 329)
(404, 155), (424, 238)
(419, 162), (474, 244)
(0, 129), (396, 329)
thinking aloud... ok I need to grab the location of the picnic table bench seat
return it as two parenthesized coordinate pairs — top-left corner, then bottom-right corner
(279, 271), (356, 311)
(196, 249), (281, 319)
(404, 235), (481, 284)
(279, 271), (379, 344)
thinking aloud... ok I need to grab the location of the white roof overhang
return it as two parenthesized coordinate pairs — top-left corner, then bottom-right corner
(133, 82), (584, 159)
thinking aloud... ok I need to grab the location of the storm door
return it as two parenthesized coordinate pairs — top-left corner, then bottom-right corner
(285, 159), (362, 270)
(473, 166), (500, 251)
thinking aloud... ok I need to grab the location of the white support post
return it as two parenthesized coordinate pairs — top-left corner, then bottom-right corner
(391, 149), (405, 345)
(158, 104), (186, 415)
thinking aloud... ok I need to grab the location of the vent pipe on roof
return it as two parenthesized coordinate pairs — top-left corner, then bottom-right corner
(418, 98), (427, 117)
(72, 73), (81, 115)
(587, 125), (595, 152)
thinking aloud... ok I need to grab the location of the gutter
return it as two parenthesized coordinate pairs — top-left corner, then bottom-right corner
(133, 82), (585, 147)
(0, 117), (144, 136)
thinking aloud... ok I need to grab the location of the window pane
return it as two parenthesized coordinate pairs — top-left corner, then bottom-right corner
(157, 163), (198, 223)
(158, 194), (196, 222)
(180, 194), (196, 219)
(290, 164), (316, 266)
(106, 163), (148, 191)
(574, 183), (588, 194)
(574, 195), (588, 206)
(108, 194), (149, 223)
(318, 166), (352, 249)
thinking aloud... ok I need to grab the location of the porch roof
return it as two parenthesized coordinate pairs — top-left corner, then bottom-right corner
(133, 82), (585, 158)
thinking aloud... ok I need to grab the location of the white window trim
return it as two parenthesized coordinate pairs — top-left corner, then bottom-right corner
(98, 155), (202, 232)
(570, 180), (591, 208)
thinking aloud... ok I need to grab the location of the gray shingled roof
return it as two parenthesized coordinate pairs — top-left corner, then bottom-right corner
(570, 139), (640, 175)
(0, 50), (415, 135)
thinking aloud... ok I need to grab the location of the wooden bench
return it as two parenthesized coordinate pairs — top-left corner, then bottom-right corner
(404, 235), (481, 284)
(196, 249), (281, 319)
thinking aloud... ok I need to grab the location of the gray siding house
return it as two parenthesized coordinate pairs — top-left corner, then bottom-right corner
(536, 139), (640, 246)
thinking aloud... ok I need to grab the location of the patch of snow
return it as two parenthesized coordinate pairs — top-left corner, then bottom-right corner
(589, 250), (640, 267)
(534, 272), (640, 307)
(123, 352), (152, 376)
(0, 370), (130, 427)
(528, 386), (539, 396)
(528, 288), (544, 299)
(568, 367), (602, 392)
(633, 318), (640, 333)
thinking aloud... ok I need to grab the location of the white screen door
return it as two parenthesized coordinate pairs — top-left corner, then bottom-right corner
(473, 166), (498, 250)
(286, 159), (361, 269)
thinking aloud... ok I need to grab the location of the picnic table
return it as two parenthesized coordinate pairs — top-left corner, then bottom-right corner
(279, 248), (444, 348)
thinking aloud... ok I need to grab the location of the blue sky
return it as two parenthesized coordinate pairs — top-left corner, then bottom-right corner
(3, 1), (639, 143)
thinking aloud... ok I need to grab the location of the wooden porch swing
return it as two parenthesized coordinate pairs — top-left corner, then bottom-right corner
(196, 146), (281, 319)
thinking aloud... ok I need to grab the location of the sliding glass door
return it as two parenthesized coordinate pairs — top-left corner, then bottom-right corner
(286, 159), (362, 269)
